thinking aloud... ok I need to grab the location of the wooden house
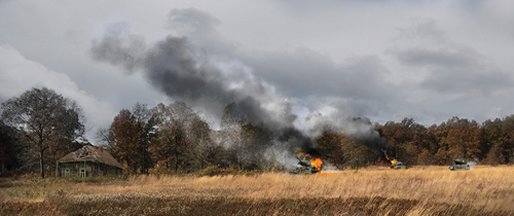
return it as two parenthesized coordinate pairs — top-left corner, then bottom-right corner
(56, 145), (123, 178)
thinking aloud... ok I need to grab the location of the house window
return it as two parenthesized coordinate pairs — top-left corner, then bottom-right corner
(79, 168), (86, 178)
(64, 168), (70, 177)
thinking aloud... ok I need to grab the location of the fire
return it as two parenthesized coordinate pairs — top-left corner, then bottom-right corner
(310, 157), (323, 172)
(289, 151), (325, 174)
(317, 170), (342, 176)
(390, 159), (398, 168)
(382, 149), (399, 168)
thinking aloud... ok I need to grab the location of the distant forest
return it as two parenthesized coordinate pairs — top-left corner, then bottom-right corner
(1, 88), (512, 177)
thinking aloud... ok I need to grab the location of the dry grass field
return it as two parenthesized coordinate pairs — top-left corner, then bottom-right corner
(1, 166), (513, 216)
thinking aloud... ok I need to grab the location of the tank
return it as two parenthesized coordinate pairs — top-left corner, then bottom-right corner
(449, 159), (470, 171)
(387, 158), (407, 169)
(382, 150), (407, 169)
(288, 153), (323, 174)
(392, 161), (407, 169)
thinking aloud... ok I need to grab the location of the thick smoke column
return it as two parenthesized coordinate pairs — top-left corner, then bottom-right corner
(92, 30), (293, 130)
(90, 9), (381, 168)
(90, 21), (311, 166)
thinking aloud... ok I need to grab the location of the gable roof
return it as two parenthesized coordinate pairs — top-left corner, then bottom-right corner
(58, 145), (123, 169)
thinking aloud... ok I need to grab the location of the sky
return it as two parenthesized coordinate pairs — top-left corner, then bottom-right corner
(1, 0), (514, 141)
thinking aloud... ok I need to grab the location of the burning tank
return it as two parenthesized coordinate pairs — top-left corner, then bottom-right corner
(449, 159), (470, 171)
(288, 152), (323, 174)
(388, 159), (407, 169)
(383, 150), (407, 169)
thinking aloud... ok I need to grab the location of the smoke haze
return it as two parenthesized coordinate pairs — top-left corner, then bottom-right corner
(90, 9), (382, 167)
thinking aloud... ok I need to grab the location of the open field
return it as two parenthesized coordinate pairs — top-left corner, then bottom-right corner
(1, 166), (513, 216)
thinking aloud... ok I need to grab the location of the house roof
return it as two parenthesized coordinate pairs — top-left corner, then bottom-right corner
(58, 145), (123, 169)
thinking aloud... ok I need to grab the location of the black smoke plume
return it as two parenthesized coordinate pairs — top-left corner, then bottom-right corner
(90, 11), (383, 168)
(91, 26), (314, 166)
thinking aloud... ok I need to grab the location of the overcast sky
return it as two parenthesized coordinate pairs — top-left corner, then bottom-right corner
(1, 0), (514, 140)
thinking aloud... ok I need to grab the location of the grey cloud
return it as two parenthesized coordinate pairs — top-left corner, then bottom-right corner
(0, 45), (114, 139)
(167, 8), (220, 35)
(395, 20), (447, 42)
(394, 46), (512, 95)
(238, 49), (398, 117)
(91, 24), (147, 71)
(422, 66), (511, 94)
(395, 48), (476, 68)
(391, 20), (513, 95)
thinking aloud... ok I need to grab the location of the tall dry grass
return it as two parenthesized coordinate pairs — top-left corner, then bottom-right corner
(1, 166), (513, 215)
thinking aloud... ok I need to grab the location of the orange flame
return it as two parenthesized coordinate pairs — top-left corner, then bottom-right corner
(390, 159), (398, 168)
(317, 170), (342, 176)
(310, 157), (323, 172)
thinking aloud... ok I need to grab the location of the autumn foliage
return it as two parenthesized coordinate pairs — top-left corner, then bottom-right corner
(1, 88), (513, 177)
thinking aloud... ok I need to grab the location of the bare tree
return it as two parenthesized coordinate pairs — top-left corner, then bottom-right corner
(1, 88), (84, 178)
(151, 102), (212, 173)
(132, 103), (158, 174)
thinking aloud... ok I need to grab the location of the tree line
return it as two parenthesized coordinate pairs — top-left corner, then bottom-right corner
(99, 101), (277, 174)
(317, 117), (513, 169)
(0, 88), (513, 177)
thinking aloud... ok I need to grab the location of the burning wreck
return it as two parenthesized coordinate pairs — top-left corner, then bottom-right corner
(288, 152), (323, 174)
(383, 150), (407, 169)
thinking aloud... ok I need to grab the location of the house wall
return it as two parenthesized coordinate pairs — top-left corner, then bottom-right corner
(58, 161), (122, 178)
